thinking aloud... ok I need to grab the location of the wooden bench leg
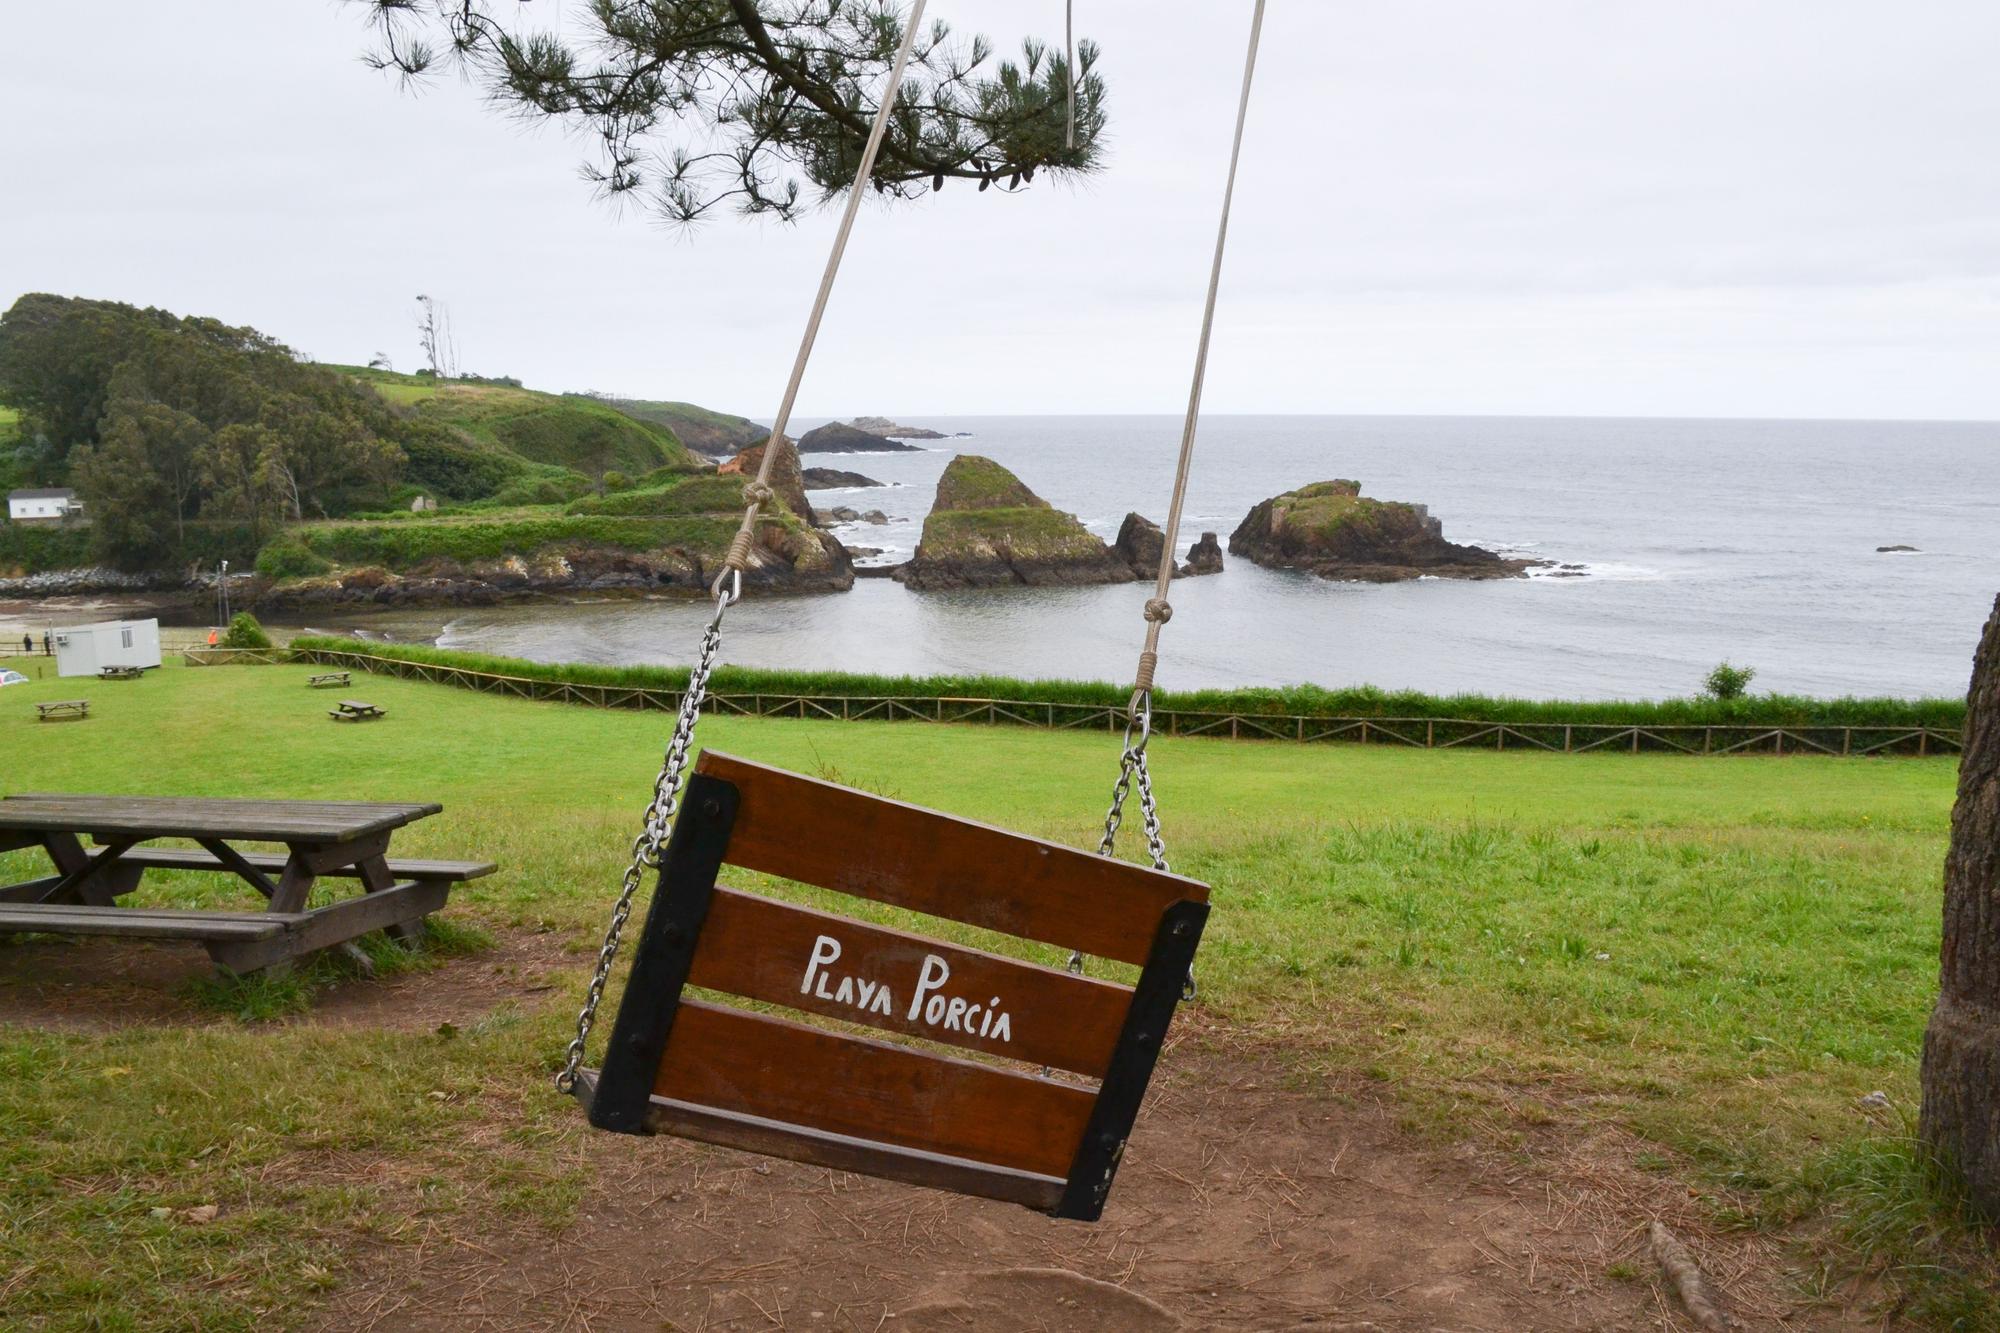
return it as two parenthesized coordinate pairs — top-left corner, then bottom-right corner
(43, 833), (142, 906)
(358, 856), (424, 945)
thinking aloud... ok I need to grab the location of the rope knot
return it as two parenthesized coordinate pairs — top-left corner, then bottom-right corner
(1143, 598), (1173, 624)
(742, 481), (775, 507)
(722, 528), (756, 571)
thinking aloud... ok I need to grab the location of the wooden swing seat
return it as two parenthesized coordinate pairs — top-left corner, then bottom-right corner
(576, 750), (1209, 1222)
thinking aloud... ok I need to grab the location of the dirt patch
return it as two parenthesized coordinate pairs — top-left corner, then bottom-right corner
(0, 924), (569, 1031)
(312, 1022), (1867, 1332)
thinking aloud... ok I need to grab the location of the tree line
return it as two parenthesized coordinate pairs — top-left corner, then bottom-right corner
(0, 293), (421, 569)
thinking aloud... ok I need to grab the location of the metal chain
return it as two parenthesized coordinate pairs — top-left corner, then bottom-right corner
(555, 577), (737, 1094)
(1093, 698), (1196, 1001)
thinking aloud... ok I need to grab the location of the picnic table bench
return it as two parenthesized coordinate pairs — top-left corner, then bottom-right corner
(99, 665), (144, 680)
(329, 700), (384, 722)
(0, 795), (494, 974)
(36, 700), (88, 722)
(306, 672), (351, 689)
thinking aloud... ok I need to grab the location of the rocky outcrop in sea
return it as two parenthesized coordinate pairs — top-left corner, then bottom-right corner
(1183, 532), (1224, 576)
(895, 456), (1135, 590)
(850, 415), (946, 441)
(802, 467), (884, 489)
(718, 436), (815, 525)
(1112, 513), (1174, 580)
(1229, 480), (1533, 581)
(799, 422), (924, 453)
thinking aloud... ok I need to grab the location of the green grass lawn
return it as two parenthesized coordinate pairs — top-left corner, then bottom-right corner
(0, 661), (1975, 1328)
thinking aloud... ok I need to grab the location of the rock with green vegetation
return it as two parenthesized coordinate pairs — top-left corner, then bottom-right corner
(1229, 479), (1533, 582)
(255, 471), (852, 610)
(896, 456), (1134, 590)
(799, 421), (922, 454)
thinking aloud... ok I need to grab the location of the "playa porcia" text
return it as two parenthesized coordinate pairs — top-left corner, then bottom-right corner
(800, 934), (1013, 1043)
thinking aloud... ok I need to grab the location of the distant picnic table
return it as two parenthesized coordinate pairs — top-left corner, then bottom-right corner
(0, 795), (494, 973)
(98, 665), (144, 680)
(329, 700), (384, 722)
(36, 700), (88, 722)
(306, 672), (351, 689)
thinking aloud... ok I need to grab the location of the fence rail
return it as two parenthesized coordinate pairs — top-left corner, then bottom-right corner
(183, 646), (1963, 758)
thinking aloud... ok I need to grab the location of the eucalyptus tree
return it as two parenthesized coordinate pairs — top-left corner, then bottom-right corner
(347, 0), (1105, 224)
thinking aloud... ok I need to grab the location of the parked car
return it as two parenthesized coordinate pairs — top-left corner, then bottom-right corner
(0, 670), (28, 687)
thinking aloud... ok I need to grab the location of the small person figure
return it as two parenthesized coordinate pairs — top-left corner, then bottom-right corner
(41, 631), (51, 656)
(206, 628), (219, 647)
(19, 633), (29, 656)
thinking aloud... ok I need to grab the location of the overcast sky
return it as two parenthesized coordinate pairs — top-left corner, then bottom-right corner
(2, 1), (1995, 420)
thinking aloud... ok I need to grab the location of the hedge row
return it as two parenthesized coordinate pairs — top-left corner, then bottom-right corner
(287, 636), (1966, 729)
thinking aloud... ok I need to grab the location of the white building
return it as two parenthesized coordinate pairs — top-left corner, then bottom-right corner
(53, 619), (162, 679)
(6, 487), (80, 523)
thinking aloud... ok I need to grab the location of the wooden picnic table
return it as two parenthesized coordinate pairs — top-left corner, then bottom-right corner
(330, 700), (384, 722)
(0, 795), (494, 974)
(306, 672), (351, 688)
(36, 700), (88, 722)
(99, 665), (144, 680)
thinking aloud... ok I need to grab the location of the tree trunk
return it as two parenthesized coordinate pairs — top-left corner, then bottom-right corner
(1921, 591), (2000, 1215)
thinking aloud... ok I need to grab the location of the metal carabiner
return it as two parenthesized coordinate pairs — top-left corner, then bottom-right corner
(709, 565), (742, 611)
(1121, 692), (1154, 758)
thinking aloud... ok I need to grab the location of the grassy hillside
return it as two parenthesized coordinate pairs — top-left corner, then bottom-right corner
(596, 394), (766, 456)
(337, 367), (700, 482)
(0, 663), (1982, 1327)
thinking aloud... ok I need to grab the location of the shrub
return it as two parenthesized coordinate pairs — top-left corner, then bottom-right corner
(1705, 661), (1757, 700)
(255, 541), (333, 579)
(220, 612), (273, 649)
(601, 470), (633, 493)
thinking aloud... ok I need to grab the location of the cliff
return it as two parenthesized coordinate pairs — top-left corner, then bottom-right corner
(895, 456), (1135, 590)
(1229, 480), (1532, 581)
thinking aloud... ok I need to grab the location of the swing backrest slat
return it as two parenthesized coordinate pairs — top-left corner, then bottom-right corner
(586, 749), (1210, 1221)
(655, 999), (1098, 1179)
(696, 749), (1206, 966)
(687, 886), (1134, 1076)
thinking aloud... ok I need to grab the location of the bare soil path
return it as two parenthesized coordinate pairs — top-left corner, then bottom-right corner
(0, 932), (1869, 1330)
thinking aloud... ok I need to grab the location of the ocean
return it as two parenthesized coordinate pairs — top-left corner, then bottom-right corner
(290, 415), (1998, 700)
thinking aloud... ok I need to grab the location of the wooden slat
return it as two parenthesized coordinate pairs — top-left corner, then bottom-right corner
(694, 751), (1206, 967)
(627, 1087), (1064, 1212)
(690, 886), (1131, 1076)
(206, 880), (448, 972)
(0, 795), (439, 842)
(0, 904), (291, 940)
(86, 846), (496, 881)
(655, 1000), (1095, 1179)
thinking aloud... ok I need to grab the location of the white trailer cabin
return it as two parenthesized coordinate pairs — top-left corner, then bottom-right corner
(7, 488), (79, 523)
(53, 619), (162, 679)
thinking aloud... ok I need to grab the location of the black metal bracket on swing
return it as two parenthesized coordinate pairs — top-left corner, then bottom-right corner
(573, 750), (1209, 1221)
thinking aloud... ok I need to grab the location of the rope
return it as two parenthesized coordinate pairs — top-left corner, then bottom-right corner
(722, 0), (931, 585)
(561, 1), (931, 1092)
(1065, 0), (1075, 150)
(1126, 0), (1265, 712)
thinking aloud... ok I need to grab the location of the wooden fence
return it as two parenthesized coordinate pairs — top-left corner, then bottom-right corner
(184, 646), (1963, 759)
